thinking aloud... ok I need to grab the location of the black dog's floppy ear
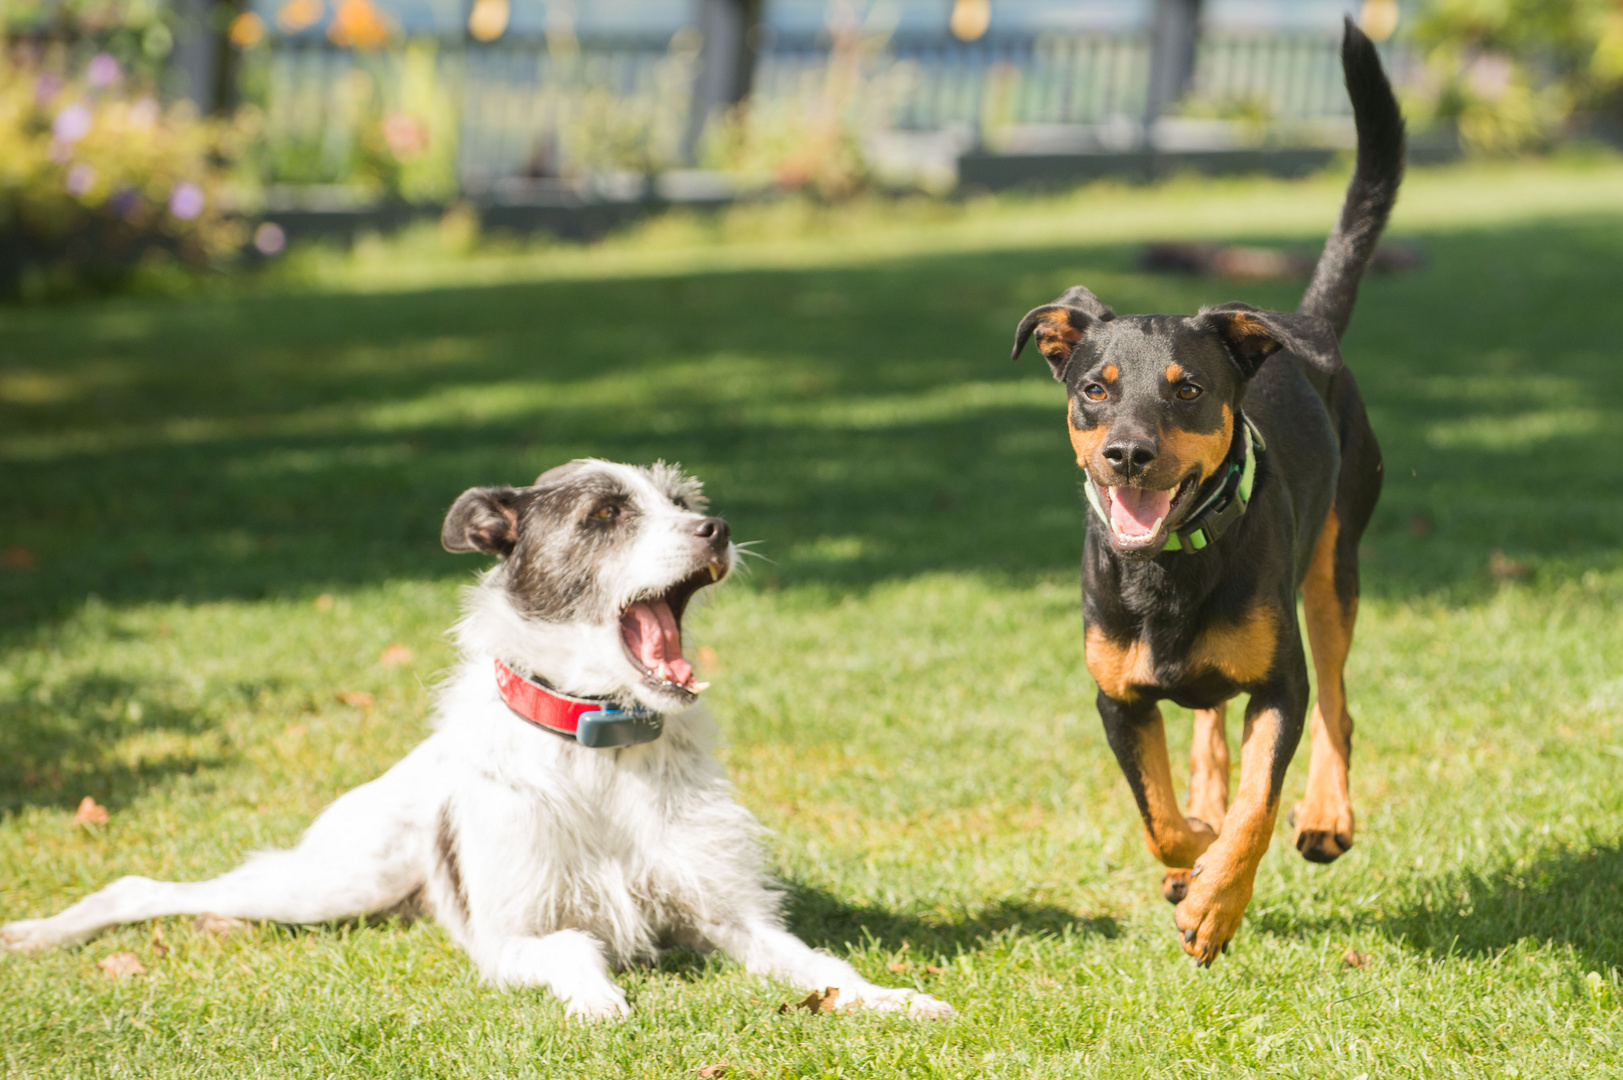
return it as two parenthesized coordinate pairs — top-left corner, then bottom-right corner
(1200, 302), (1344, 379)
(442, 486), (527, 556)
(1011, 287), (1115, 380)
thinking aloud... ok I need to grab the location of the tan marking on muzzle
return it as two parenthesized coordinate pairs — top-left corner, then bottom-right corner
(1159, 403), (1234, 486)
(1067, 406), (1107, 470)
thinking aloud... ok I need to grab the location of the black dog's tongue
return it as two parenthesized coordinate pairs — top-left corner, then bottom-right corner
(1110, 486), (1173, 539)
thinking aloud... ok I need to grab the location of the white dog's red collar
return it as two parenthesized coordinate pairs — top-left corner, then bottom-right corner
(493, 658), (664, 749)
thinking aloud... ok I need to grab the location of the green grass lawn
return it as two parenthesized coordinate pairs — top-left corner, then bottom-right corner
(4, 157), (1623, 1078)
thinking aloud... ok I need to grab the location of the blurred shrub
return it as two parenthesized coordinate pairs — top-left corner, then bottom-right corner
(1410, 0), (1623, 152)
(700, 27), (895, 201)
(0, 0), (175, 79)
(703, 103), (874, 201)
(0, 52), (247, 297)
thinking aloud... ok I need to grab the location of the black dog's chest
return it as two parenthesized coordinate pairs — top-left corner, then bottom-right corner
(1083, 602), (1277, 711)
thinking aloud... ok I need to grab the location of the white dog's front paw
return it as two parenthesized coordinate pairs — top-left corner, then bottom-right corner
(1, 920), (59, 954)
(561, 983), (630, 1021)
(842, 985), (956, 1020)
(902, 991), (955, 1020)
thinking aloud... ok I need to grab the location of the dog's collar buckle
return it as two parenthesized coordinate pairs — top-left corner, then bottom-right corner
(493, 658), (663, 749)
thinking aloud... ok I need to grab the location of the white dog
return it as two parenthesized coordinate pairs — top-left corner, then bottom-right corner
(2, 460), (951, 1021)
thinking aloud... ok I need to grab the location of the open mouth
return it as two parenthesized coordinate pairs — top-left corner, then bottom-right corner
(619, 559), (728, 696)
(1098, 475), (1200, 550)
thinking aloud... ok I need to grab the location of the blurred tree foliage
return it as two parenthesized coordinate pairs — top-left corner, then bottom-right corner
(1410, 0), (1623, 152)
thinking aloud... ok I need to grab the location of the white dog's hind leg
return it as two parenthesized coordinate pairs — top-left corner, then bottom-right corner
(474, 929), (629, 1020)
(703, 918), (955, 1019)
(3, 769), (429, 953)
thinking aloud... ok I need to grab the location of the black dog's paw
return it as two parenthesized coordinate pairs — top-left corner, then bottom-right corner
(1294, 829), (1354, 863)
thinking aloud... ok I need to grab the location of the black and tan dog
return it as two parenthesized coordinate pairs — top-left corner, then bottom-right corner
(1010, 21), (1403, 965)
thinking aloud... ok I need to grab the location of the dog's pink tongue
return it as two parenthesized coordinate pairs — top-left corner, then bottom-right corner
(621, 599), (694, 688)
(1110, 486), (1173, 538)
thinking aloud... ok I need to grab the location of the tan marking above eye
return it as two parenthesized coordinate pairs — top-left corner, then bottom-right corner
(1166, 363), (1184, 383)
(1101, 363), (1120, 382)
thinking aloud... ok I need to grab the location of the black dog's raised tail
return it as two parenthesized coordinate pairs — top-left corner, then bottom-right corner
(1299, 18), (1405, 341)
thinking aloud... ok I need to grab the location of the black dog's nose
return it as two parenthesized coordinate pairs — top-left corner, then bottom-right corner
(1102, 439), (1157, 477)
(695, 517), (730, 547)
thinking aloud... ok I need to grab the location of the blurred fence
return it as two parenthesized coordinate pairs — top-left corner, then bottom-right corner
(246, 28), (1416, 195)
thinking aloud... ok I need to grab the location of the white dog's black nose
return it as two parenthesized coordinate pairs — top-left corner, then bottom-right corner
(695, 517), (730, 549)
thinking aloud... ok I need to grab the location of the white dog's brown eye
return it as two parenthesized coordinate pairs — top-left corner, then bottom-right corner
(1176, 383), (1202, 401)
(1081, 383), (1107, 402)
(592, 505), (618, 520)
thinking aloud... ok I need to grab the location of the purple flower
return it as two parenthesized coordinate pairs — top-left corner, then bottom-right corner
(66, 164), (96, 197)
(253, 222), (287, 256)
(87, 53), (121, 89)
(52, 103), (93, 143)
(33, 73), (63, 105)
(110, 188), (141, 220)
(168, 182), (205, 220)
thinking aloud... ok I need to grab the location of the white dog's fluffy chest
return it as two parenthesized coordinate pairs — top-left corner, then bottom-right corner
(403, 660), (772, 965)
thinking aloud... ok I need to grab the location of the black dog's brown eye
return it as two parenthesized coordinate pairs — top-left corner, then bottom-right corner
(1176, 383), (1203, 401)
(1082, 384), (1107, 402)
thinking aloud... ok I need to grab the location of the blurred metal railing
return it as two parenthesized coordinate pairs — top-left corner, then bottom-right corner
(243, 29), (1413, 194)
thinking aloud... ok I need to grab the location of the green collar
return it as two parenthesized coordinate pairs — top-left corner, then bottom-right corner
(1083, 416), (1265, 555)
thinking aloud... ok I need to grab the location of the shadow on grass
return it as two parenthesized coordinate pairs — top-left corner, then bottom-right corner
(2, 216), (1622, 648)
(784, 882), (1120, 958)
(1385, 842), (1623, 973)
(0, 671), (230, 815)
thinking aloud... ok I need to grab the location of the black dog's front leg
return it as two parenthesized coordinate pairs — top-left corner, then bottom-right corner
(1099, 692), (1218, 870)
(1170, 671), (1309, 965)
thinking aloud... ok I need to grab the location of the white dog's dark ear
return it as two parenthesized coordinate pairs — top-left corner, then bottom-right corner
(442, 487), (527, 556)
(1199, 302), (1344, 378)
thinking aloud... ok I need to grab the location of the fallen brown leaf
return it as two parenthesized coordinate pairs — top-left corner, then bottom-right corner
(1409, 512), (1433, 539)
(337, 691), (375, 709)
(1, 544), (36, 571)
(150, 924), (170, 959)
(887, 961), (909, 973)
(380, 643), (414, 666)
(1342, 948), (1371, 969)
(925, 964), (947, 975)
(73, 796), (110, 826)
(1488, 549), (1532, 582)
(314, 593), (335, 611)
(779, 986), (840, 1015)
(697, 1065), (729, 1079)
(194, 913), (248, 936)
(98, 952), (146, 978)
